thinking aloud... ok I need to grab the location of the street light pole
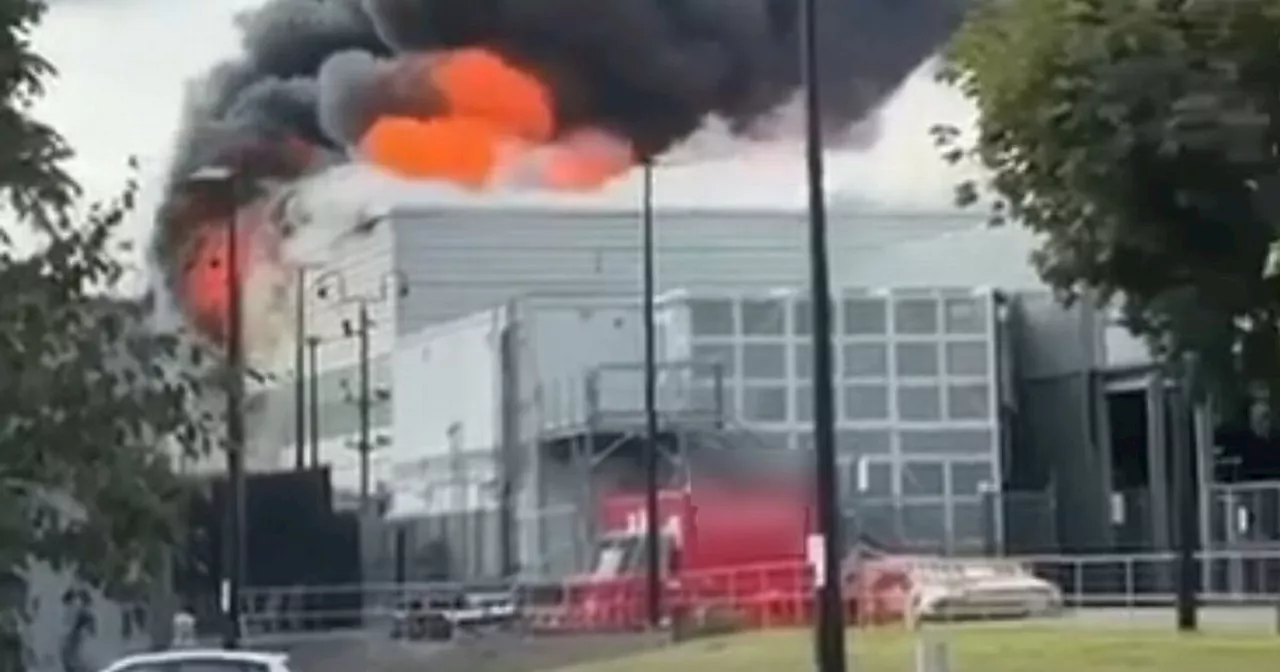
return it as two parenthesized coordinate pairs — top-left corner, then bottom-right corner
(294, 266), (308, 470)
(799, 0), (848, 668)
(187, 165), (247, 650)
(307, 335), (321, 467)
(640, 159), (662, 629)
(357, 301), (373, 510)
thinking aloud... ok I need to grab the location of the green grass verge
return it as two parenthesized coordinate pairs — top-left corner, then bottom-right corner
(551, 626), (1280, 672)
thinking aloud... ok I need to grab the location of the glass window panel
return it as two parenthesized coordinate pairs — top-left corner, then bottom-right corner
(741, 298), (787, 335)
(944, 295), (987, 334)
(897, 385), (941, 421)
(894, 342), (939, 377)
(950, 460), (995, 495)
(894, 298), (939, 335)
(842, 297), (887, 335)
(842, 342), (888, 378)
(899, 429), (994, 454)
(689, 299), (735, 336)
(691, 342), (735, 379)
(950, 502), (987, 552)
(792, 300), (834, 336)
(848, 460), (893, 497)
(690, 384), (734, 417)
(842, 384), (888, 420)
(837, 429), (892, 454)
(945, 341), (989, 377)
(742, 343), (786, 379)
(793, 342), (811, 380)
(793, 299), (812, 335)
(901, 503), (948, 546)
(947, 383), (991, 420)
(742, 385), (788, 422)
(794, 385), (812, 422)
(901, 461), (946, 496)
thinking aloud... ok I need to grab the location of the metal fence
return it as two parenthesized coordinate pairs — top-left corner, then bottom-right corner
(234, 547), (1280, 639)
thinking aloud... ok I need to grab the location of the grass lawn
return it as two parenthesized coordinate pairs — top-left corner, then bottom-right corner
(551, 625), (1280, 672)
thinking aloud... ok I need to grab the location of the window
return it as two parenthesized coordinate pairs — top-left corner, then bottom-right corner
(794, 385), (812, 421)
(842, 384), (889, 420)
(899, 429), (993, 454)
(691, 384), (733, 416)
(901, 461), (946, 496)
(842, 342), (887, 378)
(689, 299), (735, 336)
(946, 383), (991, 420)
(793, 300), (812, 335)
(897, 385), (941, 421)
(945, 341), (989, 377)
(951, 460), (995, 495)
(742, 385), (788, 422)
(944, 295), (987, 334)
(842, 297), (887, 335)
(894, 342), (939, 377)
(894, 297), (939, 335)
(848, 459), (893, 497)
(742, 343), (786, 380)
(793, 342), (811, 379)
(741, 298), (787, 335)
(691, 342), (735, 379)
(951, 502), (989, 549)
(900, 503), (948, 547)
(838, 429), (892, 454)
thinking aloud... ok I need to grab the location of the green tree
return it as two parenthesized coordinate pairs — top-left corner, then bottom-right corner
(0, 0), (214, 665)
(939, 0), (1280, 416)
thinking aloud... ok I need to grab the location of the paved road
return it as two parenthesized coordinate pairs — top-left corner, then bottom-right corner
(1059, 605), (1278, 630)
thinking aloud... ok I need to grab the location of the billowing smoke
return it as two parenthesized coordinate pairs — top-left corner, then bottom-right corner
(154, 0), (964, 350)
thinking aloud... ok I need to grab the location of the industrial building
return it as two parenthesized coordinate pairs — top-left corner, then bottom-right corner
(238, 169), (1260, 583)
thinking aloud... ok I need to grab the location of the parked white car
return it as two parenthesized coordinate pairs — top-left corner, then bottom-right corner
(100, 649), (291, 672)
(906, 559), (1063, 625)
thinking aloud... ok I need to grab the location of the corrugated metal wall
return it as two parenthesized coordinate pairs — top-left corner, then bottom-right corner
(388, 206), (1021, 334)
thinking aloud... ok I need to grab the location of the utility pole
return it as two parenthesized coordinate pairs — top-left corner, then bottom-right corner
(294, 266), (308, 470)
(307, 335), (321, 467)
(640, 159), (662, 629)
(800, 0), (848, 667)
(357, 301), (373, 510)
(314, 270), (406, 511)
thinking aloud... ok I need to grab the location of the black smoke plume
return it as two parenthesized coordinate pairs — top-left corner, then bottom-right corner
(154, 0), (964, 297)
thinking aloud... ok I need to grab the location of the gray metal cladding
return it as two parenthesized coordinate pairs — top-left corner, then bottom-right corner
(388, 206), (999, 334)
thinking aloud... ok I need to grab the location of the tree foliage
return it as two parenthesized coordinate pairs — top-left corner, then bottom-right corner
(939, 0), (1280, 415)
(0, 0), (215, 664)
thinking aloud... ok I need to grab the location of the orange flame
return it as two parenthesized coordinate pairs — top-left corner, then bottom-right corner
(358, 47), (635, 190)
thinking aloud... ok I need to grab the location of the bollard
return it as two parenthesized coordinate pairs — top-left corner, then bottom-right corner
(915, 632), (952, 672)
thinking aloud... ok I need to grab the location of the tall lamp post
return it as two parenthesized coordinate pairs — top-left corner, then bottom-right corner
(313, 270), (408, 510)
(640, 159), (662, 629)
(183, 165), (247, 650)
(307, 335), (322, 468)
(799, 0), (848, 668)
(293, 264), (322, 470)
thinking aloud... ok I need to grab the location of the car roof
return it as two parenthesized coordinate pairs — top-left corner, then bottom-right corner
(103, 649), (287, 671)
